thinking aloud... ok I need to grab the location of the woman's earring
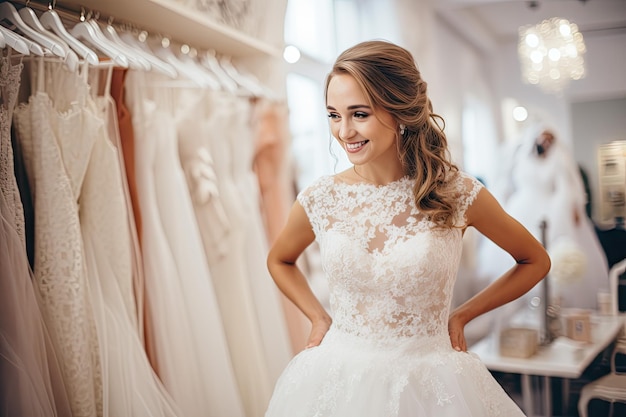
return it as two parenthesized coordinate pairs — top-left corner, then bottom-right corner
(399, 124), (406, 135)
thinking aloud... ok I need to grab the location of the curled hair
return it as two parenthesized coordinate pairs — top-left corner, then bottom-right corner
(325, 40), (459, 227)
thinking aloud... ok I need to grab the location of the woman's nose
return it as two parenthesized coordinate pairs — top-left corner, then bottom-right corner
(338, 121), (355, 141)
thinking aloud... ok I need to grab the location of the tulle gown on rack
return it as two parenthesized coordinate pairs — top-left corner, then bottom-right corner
(266, 172), (525, 417)
(229, 96), (292, 382)
(252, 99), (311, 354)
(125, 71), (245, 417)
(77, 71), (182, 416)
(177, 89), (274, 416)
(0, 55), (71, 417)
(14, 60), (102, 417)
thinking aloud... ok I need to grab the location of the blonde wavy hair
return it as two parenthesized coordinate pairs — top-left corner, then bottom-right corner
(325, 40), (459, 227)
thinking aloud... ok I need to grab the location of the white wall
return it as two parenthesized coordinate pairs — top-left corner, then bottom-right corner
(571, 97), (626, 223)
(424, 13), (500, 184)
(567, 32), (626, 102)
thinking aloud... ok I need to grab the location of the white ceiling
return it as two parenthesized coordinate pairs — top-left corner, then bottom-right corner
(435, 0), (626, 51)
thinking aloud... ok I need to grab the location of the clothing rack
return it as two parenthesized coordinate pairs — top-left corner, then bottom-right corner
(3, 0), (286, 98)
(11, 0), (98, 26)
(8, 0), (281, 57)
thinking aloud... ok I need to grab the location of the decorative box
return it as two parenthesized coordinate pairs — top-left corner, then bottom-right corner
(499, 327), (538, 358)
(565, 309), (592, 343)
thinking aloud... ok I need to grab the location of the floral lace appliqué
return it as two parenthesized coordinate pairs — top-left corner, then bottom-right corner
(298, 173), (482, 345)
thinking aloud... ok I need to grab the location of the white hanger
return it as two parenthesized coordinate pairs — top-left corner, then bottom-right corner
(19, 6), (78, 71)
(19, 7), (67, 51)
(90, 20), (147, 70)
(176, 45), (222, 90)
(99, 21), (152, 71)
(0, 24), (31, 55)
(219, 56), (273, 98)
(40, 9), (99, 65)
(118, 30), (177, 78)
(200, 49), (238, 93)
(70, 20), (128, 67)
(0, 2), (59, 57)
(150, 37), (217, 88)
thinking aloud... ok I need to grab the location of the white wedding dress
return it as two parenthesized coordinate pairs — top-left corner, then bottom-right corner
(477, 137), (609, 312)
(14, 62), (102, 417)
(228, 96), (292, 383)
(265, 172), (525, 417)
(0, 55), (72, 417)
(125, 72), (245, 417)
(78, 88), (182, 417)
(184, 90), (274, 416)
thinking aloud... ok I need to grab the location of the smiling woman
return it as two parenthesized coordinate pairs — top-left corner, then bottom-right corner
(325, 75), (402, 182)
(263, 40), (550, 417)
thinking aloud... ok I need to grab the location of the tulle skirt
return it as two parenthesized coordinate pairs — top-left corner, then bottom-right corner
(265, 327), (525, 417)
(0, 193), (71, 417)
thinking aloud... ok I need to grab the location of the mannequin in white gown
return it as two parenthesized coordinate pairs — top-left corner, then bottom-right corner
(475, 126), (609, 332)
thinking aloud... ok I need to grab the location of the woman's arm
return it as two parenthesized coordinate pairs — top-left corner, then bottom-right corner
(267, 201), (332, 348)
(448, 187), (551, 351)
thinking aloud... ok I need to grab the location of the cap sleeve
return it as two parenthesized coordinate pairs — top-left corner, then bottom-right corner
(296, 176), (333, 237)
(453, 172), (484, 227)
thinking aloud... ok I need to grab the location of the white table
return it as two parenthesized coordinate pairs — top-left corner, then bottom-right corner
(470, 314), (625, 416)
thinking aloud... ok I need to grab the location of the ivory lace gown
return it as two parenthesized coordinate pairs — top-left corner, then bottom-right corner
(78, 90), (182, 417)
(0, 56), (71, 417)
(265, 173), (525, 417)
(14, 63), (102, 417)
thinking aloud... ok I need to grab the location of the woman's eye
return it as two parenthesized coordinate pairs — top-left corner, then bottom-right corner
(354, 112), (368, 119)
(327, 113), (340, 120)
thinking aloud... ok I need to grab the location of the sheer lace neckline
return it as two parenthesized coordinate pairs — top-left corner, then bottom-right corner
(331, 173), (411, 190)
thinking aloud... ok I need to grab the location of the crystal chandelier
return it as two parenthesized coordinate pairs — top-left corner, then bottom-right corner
(518, 17), (586, 94)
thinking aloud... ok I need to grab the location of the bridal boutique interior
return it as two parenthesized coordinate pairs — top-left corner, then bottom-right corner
(0, 0), (625, 417)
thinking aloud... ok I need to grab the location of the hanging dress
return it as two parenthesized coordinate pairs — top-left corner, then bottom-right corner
(76, 66), (183, 417)
(177, 88), (273, 417)
(251, 99), (310, 354)
(230, 96), (292, 381)
(125, 71), (245, 417)
(0, 53), (72, 417)
(14, 59), (102, 417)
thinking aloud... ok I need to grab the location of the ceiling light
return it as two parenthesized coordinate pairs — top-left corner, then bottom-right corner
(513, 106), (528, 122)
(518, 17), (586, 94)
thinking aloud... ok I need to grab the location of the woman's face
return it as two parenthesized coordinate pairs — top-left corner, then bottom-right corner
(326, 74), (398, 166)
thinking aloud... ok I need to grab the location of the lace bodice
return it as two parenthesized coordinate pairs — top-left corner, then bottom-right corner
(14, 63), (102, 417)
(298, 172), (482, 345)
(0, 56), (25, 243)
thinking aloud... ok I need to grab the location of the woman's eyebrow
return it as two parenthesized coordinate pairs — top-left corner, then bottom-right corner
(326, 104), (371, 110)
